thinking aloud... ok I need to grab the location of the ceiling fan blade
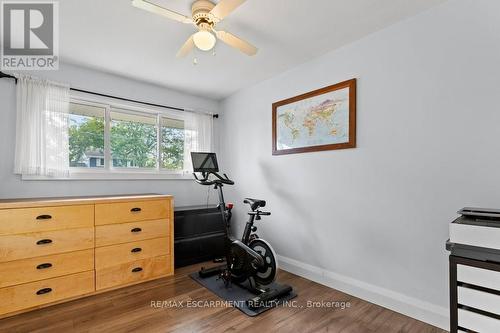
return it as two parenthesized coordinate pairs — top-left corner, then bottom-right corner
(209, 0), (246, 21)
(215, 30), (257, 56)
(176, 35), (195, 58)
(132, 0), (192, 24)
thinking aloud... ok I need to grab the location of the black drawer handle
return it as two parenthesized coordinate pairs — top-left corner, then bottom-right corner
(36, 214), (52, 220)
(36, 239), (52, 245)
(36, 263), (53, 270)
(36, 288), (52, 295)
(131, 227), (142, 233)
(131, 247), (142, 253)
(132, 267), (143, 273)
(130, 207), (142, 213)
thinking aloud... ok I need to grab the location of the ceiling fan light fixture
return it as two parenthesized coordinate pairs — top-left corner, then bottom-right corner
(132, 0), (257, 57)
(193, 30), (216, 51)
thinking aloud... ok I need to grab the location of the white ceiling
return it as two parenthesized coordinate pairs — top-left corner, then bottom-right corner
(59, 0), (446, 100)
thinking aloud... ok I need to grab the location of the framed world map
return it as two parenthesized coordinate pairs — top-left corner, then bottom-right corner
(272, 79), (356, 155)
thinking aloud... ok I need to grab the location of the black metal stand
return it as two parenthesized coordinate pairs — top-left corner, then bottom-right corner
(449, 255), (458, 333)
(449, 255), (500, 333)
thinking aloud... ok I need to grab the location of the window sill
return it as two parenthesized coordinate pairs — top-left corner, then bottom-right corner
(21, 171), (193, 181)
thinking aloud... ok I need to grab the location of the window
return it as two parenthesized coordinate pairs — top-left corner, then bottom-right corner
(69, 102), (105, 168)
(14, 75), (213, 179)
(161, 117), (185, 171)
(64, 96), (212, 179)
(110, 109), (158, 169)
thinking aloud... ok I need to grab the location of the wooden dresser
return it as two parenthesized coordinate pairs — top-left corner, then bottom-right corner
(0, 194), (174, 318)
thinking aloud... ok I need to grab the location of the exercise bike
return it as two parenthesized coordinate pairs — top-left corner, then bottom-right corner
(191, 152), (293, 308)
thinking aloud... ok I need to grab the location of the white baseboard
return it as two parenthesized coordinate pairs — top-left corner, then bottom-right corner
(277, 254), (449, 330)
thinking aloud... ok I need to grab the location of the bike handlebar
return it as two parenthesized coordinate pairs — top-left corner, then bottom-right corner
(193, 171), (235, 186)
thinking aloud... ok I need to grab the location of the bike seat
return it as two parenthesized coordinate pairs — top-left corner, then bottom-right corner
(243, 198), (266, 211)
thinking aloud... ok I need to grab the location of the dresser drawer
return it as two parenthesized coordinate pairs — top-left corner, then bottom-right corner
(458, 308), (499, 333)
(96, 255), (171, 290)
(96, 219), (169, 247)
(95, 237), (170, 269)
(458, 286), (500, 315)
(457, 264), (500, 291)
(0, 228), (94, 262)
(0, 205), (93, 235)
(0, 249), (94, 288)
(95, 200), (170, 225)
(0, 271), (94, 316)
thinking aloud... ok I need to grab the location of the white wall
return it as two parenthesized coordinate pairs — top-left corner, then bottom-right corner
(220, 0), (500, 329)
(0, 63), (221, 206)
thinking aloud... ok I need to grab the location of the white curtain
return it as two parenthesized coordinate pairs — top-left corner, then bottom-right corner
(14, 74), (70, 177)
(183, 112), (214, 173)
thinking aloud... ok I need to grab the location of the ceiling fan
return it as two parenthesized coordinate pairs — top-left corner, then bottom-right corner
(132, 0), (258, 57)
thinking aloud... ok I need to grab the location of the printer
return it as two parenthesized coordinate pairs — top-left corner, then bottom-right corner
(446, 207), (500, 333)
(447, 207), (500, 262)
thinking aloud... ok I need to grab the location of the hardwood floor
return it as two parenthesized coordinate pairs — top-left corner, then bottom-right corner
(0, 263), (447, 333)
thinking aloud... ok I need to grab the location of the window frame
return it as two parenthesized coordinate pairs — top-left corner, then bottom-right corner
(23, 94), (193, 180)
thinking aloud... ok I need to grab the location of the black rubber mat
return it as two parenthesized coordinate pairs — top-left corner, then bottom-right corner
(190, 272), (297, 316)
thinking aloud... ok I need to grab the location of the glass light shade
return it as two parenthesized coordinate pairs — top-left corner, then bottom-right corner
(193, 31), (216, 51)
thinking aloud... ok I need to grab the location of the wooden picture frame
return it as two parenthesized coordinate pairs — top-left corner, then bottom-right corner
(272, 79), (356, 155)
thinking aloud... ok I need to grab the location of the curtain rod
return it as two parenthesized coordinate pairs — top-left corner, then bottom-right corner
(0, 71), (218, 119)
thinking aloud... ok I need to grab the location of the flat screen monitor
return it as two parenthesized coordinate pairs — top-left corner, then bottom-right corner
(191, 152), (219, 173)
